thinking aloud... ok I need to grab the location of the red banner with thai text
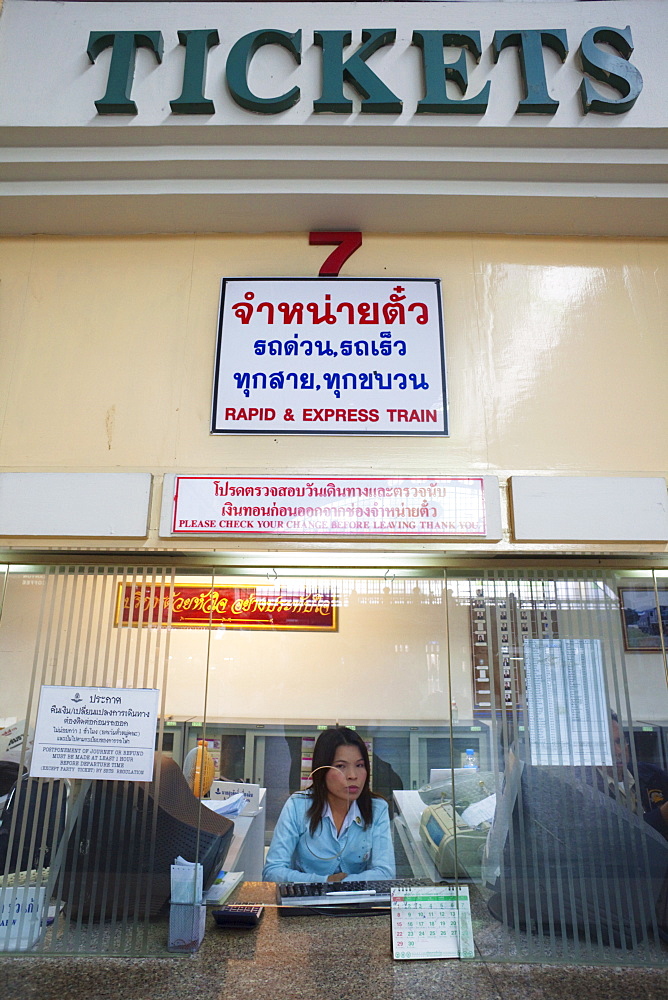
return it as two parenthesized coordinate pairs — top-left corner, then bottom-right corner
(115, 584), (337, 631)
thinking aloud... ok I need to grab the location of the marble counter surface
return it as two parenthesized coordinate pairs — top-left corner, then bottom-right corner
(0, 883), (667, 1000)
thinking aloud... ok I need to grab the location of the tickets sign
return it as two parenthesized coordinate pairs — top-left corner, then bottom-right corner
(211, 278), (447, 436)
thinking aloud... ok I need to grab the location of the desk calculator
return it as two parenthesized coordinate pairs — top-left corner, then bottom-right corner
(212, 904), (264, 929)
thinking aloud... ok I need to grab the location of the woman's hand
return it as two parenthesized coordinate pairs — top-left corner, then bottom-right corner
(326, 872), (348, 883)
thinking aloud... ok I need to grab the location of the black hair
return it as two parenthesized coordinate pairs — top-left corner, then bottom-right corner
(305, 726), (373, 836)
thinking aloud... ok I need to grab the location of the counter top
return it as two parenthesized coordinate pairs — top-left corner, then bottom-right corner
(198, 881), (495, 1000)
(1, 882), (667, 1000)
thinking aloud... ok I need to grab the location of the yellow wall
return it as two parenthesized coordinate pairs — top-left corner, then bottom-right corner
(0, 232), (666, 557)
(1, 233), (666, 478)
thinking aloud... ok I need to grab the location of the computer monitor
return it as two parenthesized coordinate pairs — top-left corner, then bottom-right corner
(62, 754), (233, 920)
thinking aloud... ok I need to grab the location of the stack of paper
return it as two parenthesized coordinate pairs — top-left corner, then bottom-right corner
(204, 870), (244, 905)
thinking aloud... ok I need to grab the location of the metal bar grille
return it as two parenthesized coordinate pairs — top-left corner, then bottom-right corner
(0, 565), (184, 956)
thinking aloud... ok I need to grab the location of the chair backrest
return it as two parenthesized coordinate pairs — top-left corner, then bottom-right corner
(0, 761), (23, 799)
(0, 775), (67, 874)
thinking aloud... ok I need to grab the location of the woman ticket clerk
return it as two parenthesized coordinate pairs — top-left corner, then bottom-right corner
(262, 726), (396, 884)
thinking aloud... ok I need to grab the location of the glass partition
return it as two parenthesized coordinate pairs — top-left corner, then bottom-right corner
(0, 561), (666, 964)
(170, 572), (454, 882)
(445, 567), (668, 966)
(0, 564), (205, 957)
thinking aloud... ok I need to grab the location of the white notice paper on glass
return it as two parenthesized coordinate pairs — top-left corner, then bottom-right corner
(391, 885), (474, 960)
(30, 685), (160, 781)
(523, 639), (612, 767)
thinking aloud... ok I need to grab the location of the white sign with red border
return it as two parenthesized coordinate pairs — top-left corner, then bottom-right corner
(172, 476), (485, 537)
(211, 278), (447, 436)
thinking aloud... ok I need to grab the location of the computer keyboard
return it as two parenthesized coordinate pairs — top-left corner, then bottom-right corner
(276, 877), (440, 913)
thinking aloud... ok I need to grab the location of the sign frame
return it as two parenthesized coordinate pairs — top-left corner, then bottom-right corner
(211, 277), (448, 437)
(114, 583), (338, 632)
(171, 475), (486, 537)
(619, 586), (668, 652)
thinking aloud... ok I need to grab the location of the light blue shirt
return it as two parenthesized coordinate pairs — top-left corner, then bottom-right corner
(262, 792), (396, 883)
(322, 799), (361, 835)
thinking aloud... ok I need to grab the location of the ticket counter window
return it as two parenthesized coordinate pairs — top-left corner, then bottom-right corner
(0, 563), (665, 965)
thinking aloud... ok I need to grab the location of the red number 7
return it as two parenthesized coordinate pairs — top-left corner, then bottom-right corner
(309, 231), (363, 277)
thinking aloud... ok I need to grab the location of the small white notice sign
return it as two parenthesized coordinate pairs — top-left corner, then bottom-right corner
(0, 886), (46, 952)
(30, 685), (159, 781)
(209, 780), (260, 815)
(391, 885), (474, 960)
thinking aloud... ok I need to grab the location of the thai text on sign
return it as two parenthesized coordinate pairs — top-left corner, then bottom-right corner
(116, 584), (337, 631)
(30, 686), (159, 781)
(172, 476), (486, 536)
(211, 278), (447, 436)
